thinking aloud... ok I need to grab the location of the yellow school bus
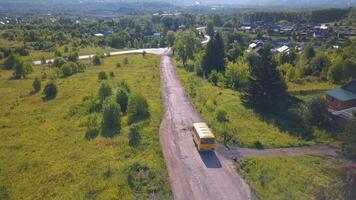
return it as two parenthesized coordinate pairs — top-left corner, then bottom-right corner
(192, 123), (216, 151)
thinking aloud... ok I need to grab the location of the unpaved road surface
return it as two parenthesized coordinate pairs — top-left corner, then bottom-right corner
(222, 144), (337, 159)
(159, 55), (252, 200)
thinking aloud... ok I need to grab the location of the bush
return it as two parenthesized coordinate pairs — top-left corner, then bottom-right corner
(116, 88), (129, 114)
(3, 53), (19, 70)
(253, 141), (264, 149)
(98, 82), (112, 101)
(53, 57), (66, 68)
(341, 122), (356, 159)
(61, 64), (73, 77)
(127, 163), (154, 192)
(123, 57), (129, 65)
(98, 71), (108, 81)
(128, 124), (141, 147)
(32, 78), (41, 92)
(127, 93), (150, 124)
(216, 110), (229, 123)
(13, 62), (32, 79)
(116, 63), (121, 68)
(85, 114), (100, 140)
(110, 72), (115, 77)
(298, 96), (332, 129)
(43, 81), (58, 99)
(92, 55), (102, 66)
(102, 99), (121, 137)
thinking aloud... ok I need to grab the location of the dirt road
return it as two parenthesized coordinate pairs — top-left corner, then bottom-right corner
(159, 55), (252, 200)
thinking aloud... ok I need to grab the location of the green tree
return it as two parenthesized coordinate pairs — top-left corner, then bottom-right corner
(225, 58), (249, 89)
(53, 57), (66, 68)
(303, 43), (316, 60)
(102, 99), (121, 137)
(298, 96), (332, 129)
(98, 82), (112, 101)
(43, 81), (58, 99)
(166, 31), (176, 47)
(13, 61), (32, 79)
(341, 121), (356, 159)
(85, 114), (100, 140)
(116, 88), (129, 114)
(202, 32), (225, 75)
(92, 55), (102, 66)
(127, 93), (150, 124)
(206, 20), (215, 37)
(3, 52), (19, 70)
(243, 51), (287, 108)
(128, 124), (141, 147)
(173, 30), (200, 66)
(67, 51), (79, 62)
(327, 61), (344, 83)
(32, 78), (41, 92)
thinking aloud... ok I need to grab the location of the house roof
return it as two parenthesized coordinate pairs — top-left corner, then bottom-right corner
(326, 88), (356, 101)
(342, 80), (356, 94)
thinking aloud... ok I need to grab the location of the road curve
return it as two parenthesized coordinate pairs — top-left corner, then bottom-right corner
(159, 54), (252, 200)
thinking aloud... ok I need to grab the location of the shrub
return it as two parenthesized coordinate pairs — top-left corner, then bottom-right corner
(98, 71), (108, 81)
(98, 82), (112, 101)
(116, 63), (121, 68)
(92, 55), (102, 66)
(216, 110), (229, 123)
(32, 78), (41, 92)
(110, 72), (115, 77)
(298, 96), (331, 128)
(85, 114), (100, 140)
(102, 99), (121, 137)
(254, 141), (264, 149)
(3, 53), (19, 70)
(123, 57), (129, 65)
(116, 88), (129, 114)
(127, 93), (150, 124)
(128, 124), (141, 147)
(53, 57), (66, 68)
(13, 62), (32, 79)
(43, 81), (58, 99)
(61, 63), (73, 77)
(127, 163), (154, 192)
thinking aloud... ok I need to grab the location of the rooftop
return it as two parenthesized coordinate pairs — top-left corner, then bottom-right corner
(326, 88), (356, 101)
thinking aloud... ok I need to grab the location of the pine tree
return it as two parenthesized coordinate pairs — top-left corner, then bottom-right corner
(243, 49), (287, 108)
(202, 32), (225, 76)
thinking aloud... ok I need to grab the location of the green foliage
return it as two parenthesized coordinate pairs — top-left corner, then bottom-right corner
(127, 93), (150, 124)
(102, 99), (121, 137)
(216, 110), (229, 123)
(32, 78), (41, 92)
(127, 163), (155, 193)
(3, 52), (19, 70)
(202, 32), (225, 75)
(108, 31), (130, 48)
(13, 62), (33, 79)
(237, 156), (344, 200)
(227, 43), (243, 62)
(92, 54), (102, 66)
(116, 88), (129, 114)
(166, 31), (175, 47)
(173, 29), (200, 66)
(61, 63), (73, 77)
(43, 81), (58, 99)
(225, 58), (249, 89)
(98, 81), (112, 101)
(128, 124), (141, 147)
(53, 57), (66, 68)
(85, 114), (100, 140)
(208, 70), (224, 86)
(297, 96), (332, 129)
(206, 20), (215, 36)
(123, 57), (129, 65)
(341, 121), (356, 159)
(98, 71), (108, 81)
(243, 51), (287, 108)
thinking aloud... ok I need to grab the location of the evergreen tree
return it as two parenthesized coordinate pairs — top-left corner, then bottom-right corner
(32, 78), (41, 92)
(243, 50), (287, 108)
(202, 32), (225, 76)
(102, 99), (121, 137)
(116, 88), (129, 114)
(206, 20), (215, 37)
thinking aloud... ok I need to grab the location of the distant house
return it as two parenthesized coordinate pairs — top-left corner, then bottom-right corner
(326, 80), (356, 111)
(273, 45), (290, 54)
(94, 33), (104, 37)
(153, 32), (161, 39)
(247, 40), (264, 53)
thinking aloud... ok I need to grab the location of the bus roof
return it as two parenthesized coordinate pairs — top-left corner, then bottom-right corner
(193, 123), (215, 139)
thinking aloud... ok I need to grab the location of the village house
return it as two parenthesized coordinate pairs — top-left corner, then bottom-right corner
(326, 80), (356, 111)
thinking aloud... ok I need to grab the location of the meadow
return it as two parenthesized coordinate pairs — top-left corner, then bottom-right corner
(0, 54), (171, 199)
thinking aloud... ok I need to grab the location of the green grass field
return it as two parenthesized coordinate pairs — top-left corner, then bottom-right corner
(237, 155), (345, 200)
(0, 55), (171, 199)
(177, 68), (335, 148)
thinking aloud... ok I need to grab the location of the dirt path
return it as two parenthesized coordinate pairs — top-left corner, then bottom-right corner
(159, 55), (252, 200)
(218, 144), (338, 160)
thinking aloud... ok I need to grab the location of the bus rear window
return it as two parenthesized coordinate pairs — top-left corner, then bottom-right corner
(201, 138), (215, 144)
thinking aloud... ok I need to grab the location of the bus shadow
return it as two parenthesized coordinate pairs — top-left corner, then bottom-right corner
(198, 151), (222, 168)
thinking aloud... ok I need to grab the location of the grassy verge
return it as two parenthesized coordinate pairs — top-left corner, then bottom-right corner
(0, 54), (170, 199)
(237, 155), (346, 200)
(177, 68), (334, 148)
